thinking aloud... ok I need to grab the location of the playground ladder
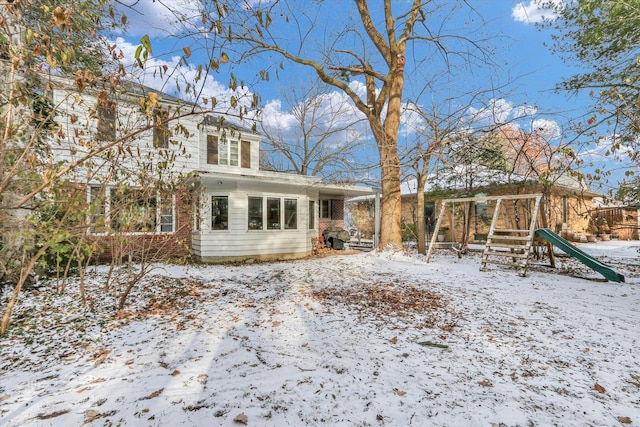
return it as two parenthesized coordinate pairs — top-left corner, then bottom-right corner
(480, 195), (543, 277)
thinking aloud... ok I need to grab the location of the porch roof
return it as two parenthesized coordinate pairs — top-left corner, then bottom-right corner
(196, 170), (374, 198)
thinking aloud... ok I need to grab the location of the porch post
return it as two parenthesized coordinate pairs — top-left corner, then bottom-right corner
(374, 191), (381, 249)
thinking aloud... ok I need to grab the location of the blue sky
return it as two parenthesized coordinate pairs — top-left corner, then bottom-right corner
(111, 0), (631, 194)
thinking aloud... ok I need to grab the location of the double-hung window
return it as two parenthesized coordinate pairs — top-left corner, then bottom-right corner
(89, 186), (107, 233)
(284, 199), (297, 229)
(319, 199), (331, 219)
(160, 198), (174, 232)
(267, 198), (281, 230)
(88, 187), (174, 234)
(218, 136), (239, 166)
(248, 197), (263, 230)
(207, 133), (247, 167)
(211, 196), (229, 230)
(308, 200), (315, 229)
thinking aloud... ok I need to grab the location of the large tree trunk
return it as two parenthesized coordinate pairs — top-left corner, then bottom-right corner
(375, 51), (406, 250)
(379, 146), (402, 250)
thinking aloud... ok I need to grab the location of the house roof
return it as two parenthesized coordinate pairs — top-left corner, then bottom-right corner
(349, 166), (600, 203)
(200, 115), (260, 136)
(400, 166), (601, 198)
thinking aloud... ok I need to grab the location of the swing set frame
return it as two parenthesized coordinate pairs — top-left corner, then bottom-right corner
(425, 193), (555, 276)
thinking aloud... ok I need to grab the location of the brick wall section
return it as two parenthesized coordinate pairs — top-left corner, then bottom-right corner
(318, 199), (346, 241)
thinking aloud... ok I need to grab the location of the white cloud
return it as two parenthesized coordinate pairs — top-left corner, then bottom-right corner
(116, 0), (201, 37)
(514, 105), (538, 119)
(467, 99), (561, 140)
(512, 1), (563, 24)
(468, 98), (515, 124)
(531, 118), (561, 140)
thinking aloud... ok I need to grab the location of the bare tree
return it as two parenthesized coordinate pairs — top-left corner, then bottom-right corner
(400, 101), (464, 254)
(260, 81), (368, 181)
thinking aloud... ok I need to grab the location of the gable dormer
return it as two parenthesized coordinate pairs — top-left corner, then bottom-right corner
(200, 115), (260, 172)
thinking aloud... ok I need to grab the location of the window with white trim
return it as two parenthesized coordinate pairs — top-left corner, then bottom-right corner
(248, 196), (263, 230)
(267, 198), (281, 230)
(219, 136), (239, 166)
(207, 133), (248, 167)
(89, 186), (107, 233)
(212, 195), (229, 230)
(308, 200), (315, 229)
(319, 199), (331, 219)
(248, 196), (298, 231)
(285, 199), (297, 229)
(160, 198), (174, 232)
(88, 187), (174, 234)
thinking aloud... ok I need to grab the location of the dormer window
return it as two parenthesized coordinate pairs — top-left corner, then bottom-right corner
(219, 135), (239, 166)
(207, 133), (251, 168)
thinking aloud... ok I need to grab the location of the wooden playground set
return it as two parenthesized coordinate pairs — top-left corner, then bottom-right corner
(425, 193), (625, 282)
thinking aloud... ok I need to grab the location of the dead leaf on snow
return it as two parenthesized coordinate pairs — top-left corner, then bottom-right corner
(617, 416), (632, 424)
(233, 412), (248, 424)
(83, 409), (117, 423)
(36, 409), (70, 420)
(272, 321), (281, 327)
(594, 383), (606, 394)
(390, 336), (398, 344)
(628, 374), (640, 388)
(84, 410), (99, 423)
(393, 388), (406, 396)
(141, 388), (164, 400)
(92, 349), (111, 368)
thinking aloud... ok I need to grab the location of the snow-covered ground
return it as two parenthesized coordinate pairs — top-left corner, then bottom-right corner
(1, 241), (639, 426)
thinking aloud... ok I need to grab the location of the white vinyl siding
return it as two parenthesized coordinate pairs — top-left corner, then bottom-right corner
(192, 184), (313, 260)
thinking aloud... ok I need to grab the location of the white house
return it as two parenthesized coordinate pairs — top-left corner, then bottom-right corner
(48, 78), (373, 262)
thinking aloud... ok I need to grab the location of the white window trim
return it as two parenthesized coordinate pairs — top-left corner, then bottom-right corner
(247, 195), (300, 232)
(87, 186), (175, 235)
(210, 193), (230, 232)
(219, 136), (239, 166)
(319, 199), (331, 220)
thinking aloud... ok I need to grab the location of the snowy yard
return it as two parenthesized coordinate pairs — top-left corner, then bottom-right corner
(1, 241), (639, 426)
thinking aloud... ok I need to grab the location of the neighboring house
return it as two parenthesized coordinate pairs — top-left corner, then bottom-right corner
(591, 200), (639, 241)
(348, 168), (609, 243)
(48, 78), (373, 263)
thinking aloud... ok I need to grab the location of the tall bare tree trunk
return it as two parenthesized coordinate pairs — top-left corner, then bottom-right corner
(376, 52), (406, 250)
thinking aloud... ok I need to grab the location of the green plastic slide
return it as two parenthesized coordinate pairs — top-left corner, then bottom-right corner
(534, 228), (625, 283)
